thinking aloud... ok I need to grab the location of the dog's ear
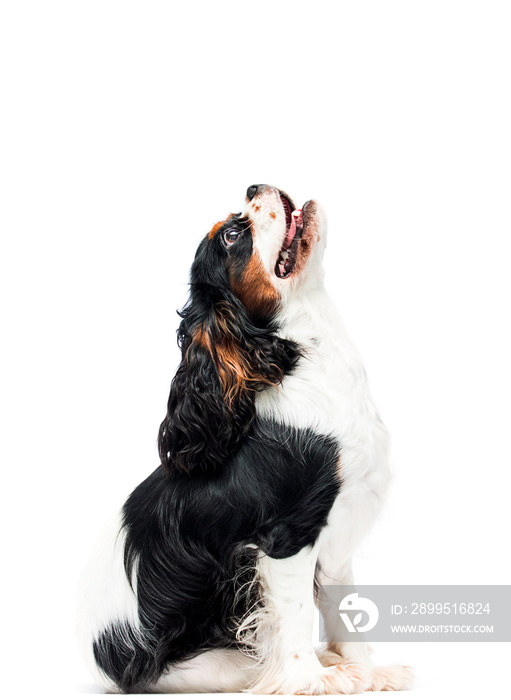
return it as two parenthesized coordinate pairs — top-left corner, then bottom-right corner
(158, 295), (300, 475)
(157, 314), (242, 475)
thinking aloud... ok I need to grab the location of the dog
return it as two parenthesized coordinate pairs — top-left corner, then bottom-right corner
(77, 184), (413, 694)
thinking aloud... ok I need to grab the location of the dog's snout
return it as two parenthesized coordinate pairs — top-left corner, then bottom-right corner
(246, 184), (261, 201)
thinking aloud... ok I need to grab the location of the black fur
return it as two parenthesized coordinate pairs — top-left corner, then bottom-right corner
(92, 214), (343, 693)
(158, 221), (301, 475)
(93, 420), (341, 693)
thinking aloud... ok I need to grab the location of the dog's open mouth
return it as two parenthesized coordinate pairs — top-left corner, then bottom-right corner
(275, 194), (304, 279)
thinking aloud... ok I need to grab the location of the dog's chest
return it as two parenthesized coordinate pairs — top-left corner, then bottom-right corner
(255, 291), (391, 565)
(256, 293), (389, 484)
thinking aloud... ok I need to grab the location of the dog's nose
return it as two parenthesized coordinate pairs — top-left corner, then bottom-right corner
(246, 185), (260, 201)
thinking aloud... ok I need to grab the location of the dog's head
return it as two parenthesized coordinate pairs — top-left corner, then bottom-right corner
(230, 184), (326, 313)
(158, 185), (326, 474)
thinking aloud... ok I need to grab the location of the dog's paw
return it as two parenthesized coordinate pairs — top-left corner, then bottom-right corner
(249, 660), (366, 695)
(366, 664), (414, 692)
(316, 649), (346, 668)
(294, 663), (366, 695)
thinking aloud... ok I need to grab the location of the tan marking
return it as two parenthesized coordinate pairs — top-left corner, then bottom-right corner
(207, 213), (237, 239)
(190, 308), (283, 407)
(191, 326), (213, 353)
(216, 338), (282, 406)
(230, 248), (278, 318)
(254, 205), (260, 212)
(269, 211), (276, 219)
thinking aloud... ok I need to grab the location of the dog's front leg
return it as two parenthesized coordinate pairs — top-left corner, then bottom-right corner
(317, 559), (372, 670)
(246, 546), (365, 695)
(317, 558), (414, 692)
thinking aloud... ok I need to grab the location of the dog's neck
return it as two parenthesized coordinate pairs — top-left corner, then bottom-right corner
(277, 284), (351, 352)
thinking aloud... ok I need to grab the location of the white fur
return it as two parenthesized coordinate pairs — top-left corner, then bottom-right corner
(251, 186), (391, 580)
(247, 546), (366, 695)
(148, 649), (257, 693)
(244, 186), (409, 692)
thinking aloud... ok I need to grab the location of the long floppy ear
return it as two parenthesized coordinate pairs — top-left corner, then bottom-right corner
(157, 316), (241, 475)
(158, 240), (300, 475)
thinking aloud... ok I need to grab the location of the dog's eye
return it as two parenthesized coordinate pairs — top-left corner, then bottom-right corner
(223, 229), (240, 247)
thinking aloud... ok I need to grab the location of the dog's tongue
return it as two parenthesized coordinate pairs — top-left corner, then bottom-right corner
(283, 209), (302, 249)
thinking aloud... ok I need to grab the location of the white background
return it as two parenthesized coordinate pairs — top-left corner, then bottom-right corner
(1, 1), (510, 698)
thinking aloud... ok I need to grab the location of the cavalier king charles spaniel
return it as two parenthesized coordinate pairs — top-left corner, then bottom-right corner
(77, 185), (413, 694)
